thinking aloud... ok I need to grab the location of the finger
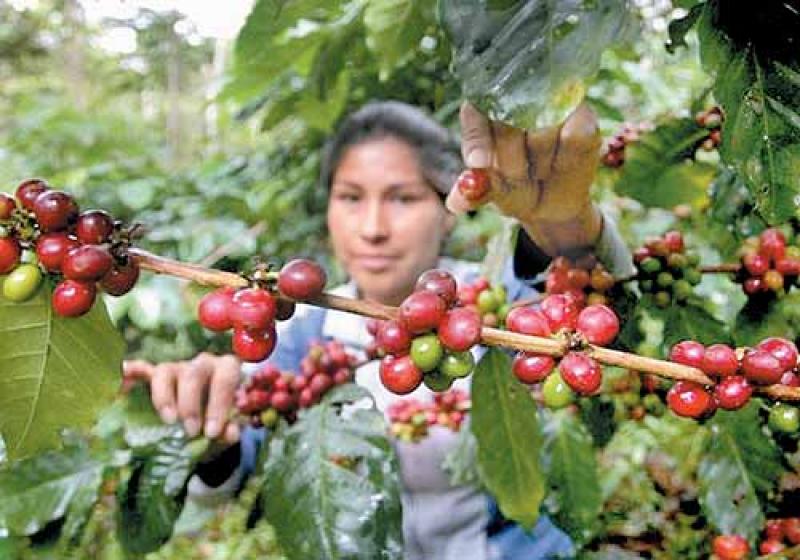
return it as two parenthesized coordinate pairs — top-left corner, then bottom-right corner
(204, 355), (242, 439)
(445, 185), (483, 215)
(491, 120), (530, 182)
(223, 422), (241, 445)
(525, 123), (561, 182)
(177, 358), (212, 438)
(151, 363), (179, 424)
(121, 360), (154, 393)
(459, 102), (492, 168)
(557, 103), (602, 160)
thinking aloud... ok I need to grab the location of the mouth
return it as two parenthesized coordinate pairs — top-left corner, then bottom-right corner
(352, 254), (399, 272)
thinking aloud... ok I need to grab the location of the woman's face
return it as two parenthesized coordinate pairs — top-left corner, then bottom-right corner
(327, 137), (455, 306)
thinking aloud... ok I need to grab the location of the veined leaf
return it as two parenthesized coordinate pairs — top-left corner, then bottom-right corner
(440, 0), (638, 128)
(0, 283), (123, 460)
(662, 302), (729, 349)
(260, 384), (403, 560)
(471, 348), (544, 529)
(116, 433), (208, 555)
(542, 409), (601, 544)
(698, 402), (783, 543)
(615, 118), (716, 209)
(364, 0), (435, 79)
(697, 1), (800, 224)
(0, 441), (105, 536)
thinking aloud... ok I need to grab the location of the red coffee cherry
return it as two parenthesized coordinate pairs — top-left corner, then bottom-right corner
(32, 190), (78, 232)
(100, 260), (140, 296)
(62, 245), (113, 281)
(15, 179), (49, 211)
(743, 277), (765, 295)
(232, 327), (276, 362)
(0, 237), (21, 274)
(714, 375), (752, 410)
(512, 353), (555, 384)
(764, 519), (784, 541)
(52, 280), (97, 317)
(742, 253), (769, 276)
(415, 269), (457, 307)
(759, 540), (785, 555)
(438, 307), (482, 352)
(663, 230), (684, 253)
(398, 290), (447, 334)
(278, 258), (327, 300)
(702, 344), (739, 377)
(759, 228), (786, 262)
(667, 381), (713, 418)
(35, 232), (79, 273)
(75, 210), (114, 245)
(456, 168), (490, 201)
(198, 287), (236, 331)
(379, 355), (423, 395)
(230, 288), (276, 331)
(576, 304), (619, 346)
(559, 352), (603, 395)
(741, 348), (784, 385)
(376, 320), (413, 355)
(271, 390), (294, 413)
(0, 193), (15, 219)
(757, 337), (798, 371)
(669, 341), (706, 369)
(505, 306), (551, 337)
(712, 535), (749, 560)
(540, 294), (580, 332)
(784, 517), (800, 545)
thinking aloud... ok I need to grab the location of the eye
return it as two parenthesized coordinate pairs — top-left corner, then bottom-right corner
(389, 192), (420, 204)
(335, 192), (361, 203)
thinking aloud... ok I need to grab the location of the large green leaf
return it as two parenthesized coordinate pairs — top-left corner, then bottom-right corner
(733, 291), (800, 347)
(0, 283), (123, 460)
(0, 441), (105, 536)
(698, 402), (783, 543)
(260, 384), (403, 560)
(661, 302), (729, 349)
(116, 432), (207, 555)
(440, 0), (638, 127)
(471, 348), (544, 529)
(615, 118), (716, 209)
(697, 1), (800, 224)
(541, 409), (601, 544)
(364, 0), (435, 78)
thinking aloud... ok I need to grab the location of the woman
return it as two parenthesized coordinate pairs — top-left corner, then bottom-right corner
(125, 100), (633, 559)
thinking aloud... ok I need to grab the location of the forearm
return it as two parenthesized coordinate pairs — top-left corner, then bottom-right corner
(519, 202), (603, 260)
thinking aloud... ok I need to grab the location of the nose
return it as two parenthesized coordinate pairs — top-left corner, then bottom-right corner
(359, 198), (389, 243)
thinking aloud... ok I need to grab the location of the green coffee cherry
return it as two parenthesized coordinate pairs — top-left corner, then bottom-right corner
(3, 264), (42, 302)
(440, 351), (475, 379)
(410, 334), (444, 372)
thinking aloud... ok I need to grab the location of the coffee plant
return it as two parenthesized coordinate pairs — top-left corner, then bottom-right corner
(2, 1), (800, 559)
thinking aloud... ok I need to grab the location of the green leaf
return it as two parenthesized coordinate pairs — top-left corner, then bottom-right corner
(0, 283), (123, 460)
(0, 441), (105, 536)
(733, 291), (800, 347)
(662, 302), (729, 349)
(116, 433), (208, 555)
(440, 0), (639, 127)
(471, 348), (544, 529)
(666, 3), (704, 54)
(541, 410), (601, 544)
(697, 2), (800, 224)
(364, 0), (435, 78)
(698, 402), (783, 543)
(615, 118), (716, 209)
(260, 384), (403, 560)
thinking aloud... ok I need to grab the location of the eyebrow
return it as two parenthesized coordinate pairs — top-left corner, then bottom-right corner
(333, 180), (427, 191)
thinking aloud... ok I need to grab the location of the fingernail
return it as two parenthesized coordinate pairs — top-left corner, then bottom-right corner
(160, 407), (177, 424)
(205, 419), (220, 439)
(466, 149), (490, 169)
(184, 417), (201, 437)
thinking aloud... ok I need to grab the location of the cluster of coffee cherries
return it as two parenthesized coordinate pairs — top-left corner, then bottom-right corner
(456, 277), (511, 328)
(197, 259), (326, 362)
(387, 389), (470, 443)
(601, 120), (654, 168)
(711, 534), (749, 560)
(455, 168), (491, 203)
(634, 230), (702, 307)
(506, 294), (620, 402)
(736, 228), (800, 298)
(373, 269), (483, 394)
(235, 339), (355, 427)
(0, 179), (140, 317)
(666, 337), (799, 419)
(545, 256), (616, 306)
(758, 517), (800, 555)
(695, 106), (723, 152)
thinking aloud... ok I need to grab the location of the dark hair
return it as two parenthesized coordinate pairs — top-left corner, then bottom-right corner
(320, 101), (462, 198)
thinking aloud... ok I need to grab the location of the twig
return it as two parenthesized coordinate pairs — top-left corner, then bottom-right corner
(129, 248), (799, 397)
(700, 263), (741, 274)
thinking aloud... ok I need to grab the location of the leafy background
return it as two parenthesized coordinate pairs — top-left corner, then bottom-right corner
(1, 0), (800, 558)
